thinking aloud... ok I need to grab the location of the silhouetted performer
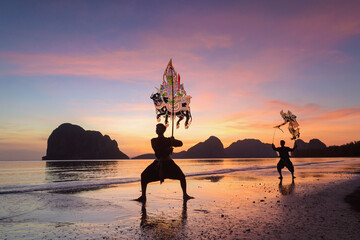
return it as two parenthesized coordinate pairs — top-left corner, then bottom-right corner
(272, 140), (297, 179)
(135, 123), (193, 202)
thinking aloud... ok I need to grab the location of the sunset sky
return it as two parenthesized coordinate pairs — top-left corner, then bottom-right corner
(1, 0), (360, 160)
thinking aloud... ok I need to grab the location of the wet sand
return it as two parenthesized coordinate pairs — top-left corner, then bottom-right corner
(1, 166), (360, 240)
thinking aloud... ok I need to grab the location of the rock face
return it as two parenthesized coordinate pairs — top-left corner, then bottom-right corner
(294, 139), (360, 157)
(292, 139), (327, 157)
(42, 123), (129, 160)
(295, 139), (327, 150)
(224, 139), (277, 158)
(174, 136), (225, 158)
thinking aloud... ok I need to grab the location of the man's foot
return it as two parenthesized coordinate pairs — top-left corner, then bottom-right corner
(292, 176), (296, 179)
(134, 196), (146, 202)
(278, 176), (283, 179)
(183, 194), (194, 200)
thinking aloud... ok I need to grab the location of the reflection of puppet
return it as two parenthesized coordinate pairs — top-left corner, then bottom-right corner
(274, 110), (300, 140)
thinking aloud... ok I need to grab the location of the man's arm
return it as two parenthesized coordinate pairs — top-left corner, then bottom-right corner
(272, 143), (277, 151)
(151, 138), (156, 152)
(289, 142), (297, 152)
(170, 137), (183, 147)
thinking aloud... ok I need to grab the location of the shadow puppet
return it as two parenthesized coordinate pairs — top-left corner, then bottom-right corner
(279, 178), (295, 196)
(140, 200), (188, 239)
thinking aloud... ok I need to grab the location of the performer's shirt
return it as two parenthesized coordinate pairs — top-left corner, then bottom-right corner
(273, 146), (294, 160)
(151, 137), (183, 160)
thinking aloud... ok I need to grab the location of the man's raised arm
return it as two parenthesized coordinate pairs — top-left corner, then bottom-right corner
(290, 142), (298, 152)
(272, 143), (277, 151)
(171, 137), (183, 147)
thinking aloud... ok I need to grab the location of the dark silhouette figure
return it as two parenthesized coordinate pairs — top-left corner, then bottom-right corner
(272, 140), (297, 179)
(135, 124), (193, 202)
(279, 178), (295, 195)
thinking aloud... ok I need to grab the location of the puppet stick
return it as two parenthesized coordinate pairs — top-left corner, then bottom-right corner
(272, 128), (276, 144)
(171, 75), (175, 138)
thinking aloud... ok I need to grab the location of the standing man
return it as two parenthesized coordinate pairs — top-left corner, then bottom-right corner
(135, 123), (193, 202)
(272, 140), (297, 179)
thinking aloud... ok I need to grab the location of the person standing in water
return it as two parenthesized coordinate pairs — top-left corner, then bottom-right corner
(135, 123), (193, 202)
(272, 140), (297, 179)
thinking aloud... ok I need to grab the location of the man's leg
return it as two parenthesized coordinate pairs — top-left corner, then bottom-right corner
(287, 161), (296, 179)
(168, 161), (193, 199)
(135, 178), (148, 202)
(135, 161), (158, 202)
(180, 176), (193, 200)
(277, 160), (284, 179)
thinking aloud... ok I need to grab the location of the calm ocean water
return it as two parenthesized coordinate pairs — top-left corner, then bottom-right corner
(1, 158), (359, 194)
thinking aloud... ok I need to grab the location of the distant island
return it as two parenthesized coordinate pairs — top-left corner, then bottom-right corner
(293, 140), (360, 157)
(133, 136), (360, 159)
(42, 123), (129, 160)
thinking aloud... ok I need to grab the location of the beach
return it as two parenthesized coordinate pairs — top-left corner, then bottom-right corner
(1, 158), (360, 239)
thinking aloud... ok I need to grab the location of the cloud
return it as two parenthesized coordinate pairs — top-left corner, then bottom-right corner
(309, 107), (360, 122)
(266, 100), (322, 114)
(0, 50), (163, 81)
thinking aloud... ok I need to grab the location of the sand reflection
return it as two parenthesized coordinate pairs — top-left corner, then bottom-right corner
(140, 200), (188, 239)
(278, 179), (295, 195)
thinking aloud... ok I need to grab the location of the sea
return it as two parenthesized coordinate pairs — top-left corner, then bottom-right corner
(1, 157), (359, 194)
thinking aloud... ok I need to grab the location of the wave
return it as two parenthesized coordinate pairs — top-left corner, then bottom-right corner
(0, 160), (344, 194)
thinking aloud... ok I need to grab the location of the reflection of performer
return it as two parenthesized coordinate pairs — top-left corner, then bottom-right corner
(272, 140), (297, 179)
(140, 200), (188, 238)
(279, 178), (295, 195)
(135, 124), (193, 202)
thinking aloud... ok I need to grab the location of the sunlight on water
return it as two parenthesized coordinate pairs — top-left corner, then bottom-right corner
(0, 158), (359, 193)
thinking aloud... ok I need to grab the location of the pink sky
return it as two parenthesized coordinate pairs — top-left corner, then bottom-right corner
(1, 1), (360, 159)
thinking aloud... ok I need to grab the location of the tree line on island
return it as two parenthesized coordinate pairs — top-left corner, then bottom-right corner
(42, 123), (360, 160)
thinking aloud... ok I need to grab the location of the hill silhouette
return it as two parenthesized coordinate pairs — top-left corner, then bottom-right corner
(133, 137), (328, 159)
(293, 140), (360, 157)
(225, 139), (276, 158)
(174, 136), (225, 158)
(42, 123), (129, 160)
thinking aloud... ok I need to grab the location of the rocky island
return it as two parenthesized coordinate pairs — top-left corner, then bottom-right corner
(42, 123), (129, 160)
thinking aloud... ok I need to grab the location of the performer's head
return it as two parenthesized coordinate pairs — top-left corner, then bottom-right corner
(156, 123), (167, 135)
(280, 140), (285, 146)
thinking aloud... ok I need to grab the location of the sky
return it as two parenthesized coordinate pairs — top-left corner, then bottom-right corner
(1, 0), (360, 160)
